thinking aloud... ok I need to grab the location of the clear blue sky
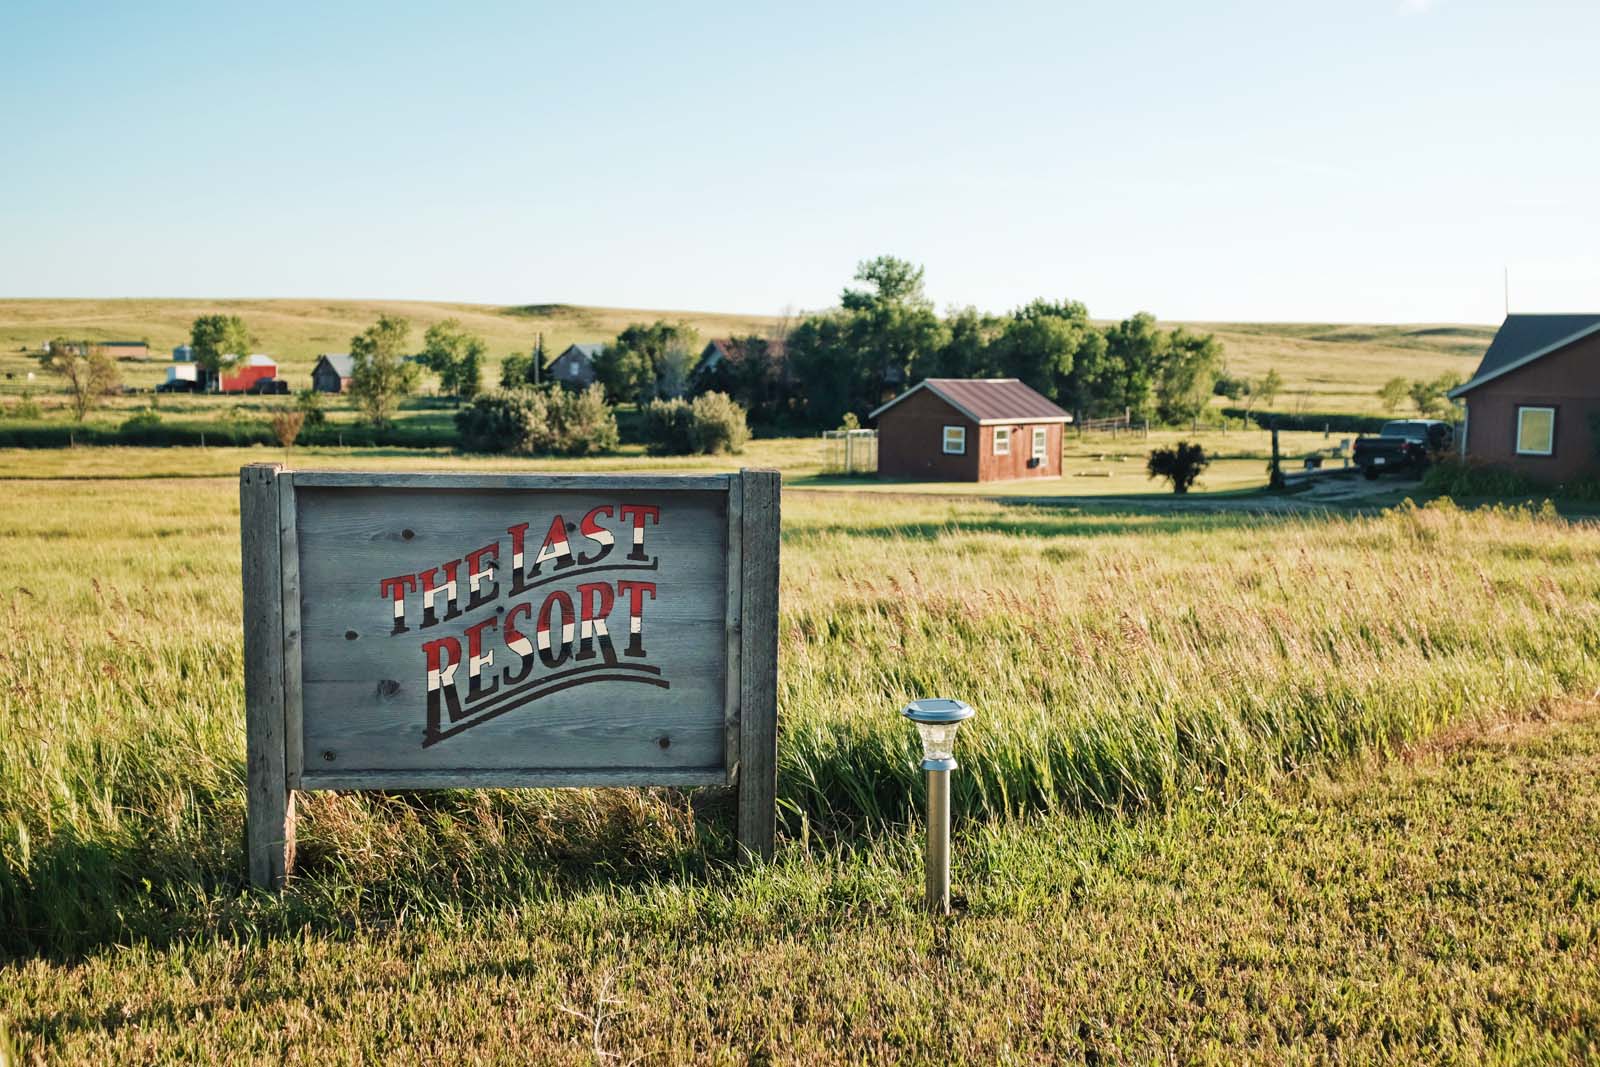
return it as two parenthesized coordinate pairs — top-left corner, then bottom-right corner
(2, 0), (1595, 323)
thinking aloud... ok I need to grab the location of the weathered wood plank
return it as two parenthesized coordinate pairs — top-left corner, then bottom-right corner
(736, 469), (780, 860)
(721, 474), (744, 786)
(290, 471), (734, 492)
(240, 464), (294, 889)
(301, 767), (725, 791)
(278, 472), (304, 788)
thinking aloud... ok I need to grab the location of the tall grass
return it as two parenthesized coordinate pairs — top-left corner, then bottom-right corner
(1, 479), (1597, 954)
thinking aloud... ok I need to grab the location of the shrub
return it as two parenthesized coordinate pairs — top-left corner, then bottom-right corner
(643, 392), (749, 455)
(270, 410), (306, 454)
(552, 383), (619, 456)
(1421, 458), (1600, 502)
(9, 392), (42, 419)
(642, 397), (695, 455)
(1147, 441), (1210, 494)
(456, 388), (554, 454)
(296, 388), (327, 426)
(119, 409), (162, 432)
(689, 391), (749, 454)
(455, 384), (619, 456)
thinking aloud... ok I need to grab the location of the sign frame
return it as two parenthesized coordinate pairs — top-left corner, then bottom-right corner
(240, 465), (780, 890)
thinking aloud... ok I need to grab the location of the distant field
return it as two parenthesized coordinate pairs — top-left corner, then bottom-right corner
(0, 298), (779, 397)
(0, 298), (1492, 416)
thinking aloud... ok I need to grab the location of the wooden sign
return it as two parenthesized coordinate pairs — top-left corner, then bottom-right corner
(240, 466), (780, 889)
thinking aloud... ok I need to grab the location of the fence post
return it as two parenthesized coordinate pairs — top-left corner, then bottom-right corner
(241, 464), (295, 889)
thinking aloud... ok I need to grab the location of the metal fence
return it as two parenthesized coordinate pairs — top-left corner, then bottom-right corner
(821, 429), (878, 474)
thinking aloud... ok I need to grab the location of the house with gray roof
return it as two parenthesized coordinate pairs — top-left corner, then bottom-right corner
(312, 353), (355, 393)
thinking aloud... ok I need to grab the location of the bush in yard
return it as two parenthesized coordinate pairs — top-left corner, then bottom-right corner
(270, 410), (306, 455)
(9, 392), (42, 419)
(456, 388), (554, 454)
(551, 383), (619, 456)
(295, 387), (327, 426)
(1147, 440), (1210, 494)
(642, 397), (694, 455)
(120, 409), (161, 432)
(688, 391), (749, 454)
(456, 384), (619, 456)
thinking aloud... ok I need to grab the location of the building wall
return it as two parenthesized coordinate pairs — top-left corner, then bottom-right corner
(877, 390), (979, 481)
(312, 365), (344, 393)
(1462, 330), (1600, 482)
(977, 422), (1063, 481)
(552, 349), (597, 387)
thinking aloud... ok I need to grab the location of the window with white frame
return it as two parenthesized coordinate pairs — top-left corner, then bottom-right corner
(1516, 406), (1555, 456)
(993, 427), (1010, 455)
(942, 425), (966, 455)
(1032, 426), (1048, 460)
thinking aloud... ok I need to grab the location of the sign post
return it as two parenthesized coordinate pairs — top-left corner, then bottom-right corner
(240, 466), (780, 889)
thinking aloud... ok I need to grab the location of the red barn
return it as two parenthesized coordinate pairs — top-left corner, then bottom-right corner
(870, 378), (1071, 482)
(1450, 314), (1600, 482)
(222, 354), (278, 393)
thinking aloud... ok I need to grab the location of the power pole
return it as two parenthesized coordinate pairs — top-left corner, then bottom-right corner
(533, 332), (542, 386)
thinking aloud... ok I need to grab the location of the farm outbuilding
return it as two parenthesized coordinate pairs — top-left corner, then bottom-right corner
(222, 354), (277, 393)
(312, 353), (354, 393)
(870, 378), (1072, 482)
(548, 343), (602, 389)
(1449, 313), (1600, 482)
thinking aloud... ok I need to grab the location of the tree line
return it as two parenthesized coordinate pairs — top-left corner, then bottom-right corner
(624, 256), (1231, 432)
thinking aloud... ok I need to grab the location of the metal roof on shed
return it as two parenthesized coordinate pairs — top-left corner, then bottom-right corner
(870, 378), (1073, 425)
(1451, 313), (1600, 396)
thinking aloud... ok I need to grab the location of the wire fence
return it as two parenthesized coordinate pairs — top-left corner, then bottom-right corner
(821, 429), (878, 475)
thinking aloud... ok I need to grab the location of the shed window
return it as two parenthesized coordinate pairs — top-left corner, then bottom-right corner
(1516, 406), (1555, 456)
(1032, 426), (1048, 460)
(942, 426), (966, 455)
(993, 427), (1010, 455)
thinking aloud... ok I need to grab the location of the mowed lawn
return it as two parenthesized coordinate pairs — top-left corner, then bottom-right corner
(2, 461), (1598, 1061)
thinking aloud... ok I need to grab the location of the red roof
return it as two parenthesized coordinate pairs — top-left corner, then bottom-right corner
(870, 378), (1072, 424)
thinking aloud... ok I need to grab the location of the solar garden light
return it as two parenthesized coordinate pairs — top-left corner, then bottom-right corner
(901, 697), (976, 915)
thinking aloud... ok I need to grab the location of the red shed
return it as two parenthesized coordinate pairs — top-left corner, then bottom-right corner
(222, 354), (278, 393)
(1449, 314), (1600, 483)
(870, 378), (1072, 482)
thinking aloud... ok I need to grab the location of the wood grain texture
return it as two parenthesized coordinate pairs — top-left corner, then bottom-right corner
(721, 475), (743, 787)
(277, 472), (304, 789)
(735, 469), (781, 860)
(300, 768), (725, 790)
(289, 480), (733, 784)
(240, 464), (295, 889)
(291, 471), (734, 492)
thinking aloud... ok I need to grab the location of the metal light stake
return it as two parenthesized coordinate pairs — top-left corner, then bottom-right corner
(901, 698), (976, 915)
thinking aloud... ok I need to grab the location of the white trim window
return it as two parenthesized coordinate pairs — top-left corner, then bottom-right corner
(1515, 406), (1555, 456)
(942, 425), (966, 455)
(993, 427), (1011, 455)
(1032, 426), (1048, 461)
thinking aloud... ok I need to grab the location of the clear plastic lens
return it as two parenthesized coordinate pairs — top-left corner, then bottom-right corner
(916, 721), (961, 762)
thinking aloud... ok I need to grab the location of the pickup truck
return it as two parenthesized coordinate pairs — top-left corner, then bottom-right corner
(1352, 420), (1453, 479)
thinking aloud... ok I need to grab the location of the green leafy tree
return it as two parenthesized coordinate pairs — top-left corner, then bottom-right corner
(348, 315), (418, 426)
(840, 256), (947, 410)
(784, 312), (857, 430)
(1254, 368), (1284, 411)
(919, 306), (1002, 380)
(1147, 441), (1211, 494)
(500, 351), (536, 389)
(189, 315), (251, 391)
(595, 321), (700, 404)
(39, 339), (120, 420)
(294, 387), (327, 426)
(1377, 376), (1409, 414)
(1154, 327), (1222, 425)
(991, 300), (1096, 403)
(417, 319), (486, 405)
(1409, 372), (1463, 418)
(1100, 313), (1165, 421)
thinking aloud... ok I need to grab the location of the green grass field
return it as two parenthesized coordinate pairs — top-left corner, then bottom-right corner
(2, 447), (1598, 1059)
(0, 299), (1491, 417)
